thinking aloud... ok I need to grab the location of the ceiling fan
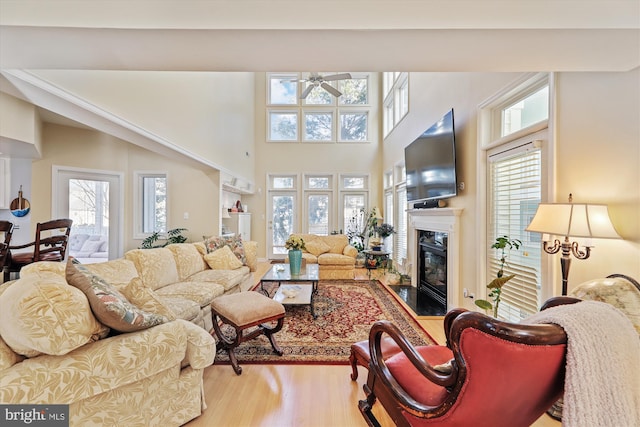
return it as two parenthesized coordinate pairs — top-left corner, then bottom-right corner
(295, 73), (353, 99)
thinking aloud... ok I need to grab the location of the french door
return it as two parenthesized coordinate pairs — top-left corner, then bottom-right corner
(267, 192), (297, 259)
(53, 166), (124, 262)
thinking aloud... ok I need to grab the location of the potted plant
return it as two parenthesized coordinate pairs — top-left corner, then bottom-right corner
(140, 228), (188, 249)
(374, 223), (395, 251)
(475, 235), (522, 318)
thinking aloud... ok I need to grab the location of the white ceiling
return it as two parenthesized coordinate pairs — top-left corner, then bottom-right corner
(1, 0), (639, 72)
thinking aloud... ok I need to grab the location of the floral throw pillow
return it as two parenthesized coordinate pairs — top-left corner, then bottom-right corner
(203, 235), (246, 264)
(66, 258), (169, 332)
(204, 245), (244, 270)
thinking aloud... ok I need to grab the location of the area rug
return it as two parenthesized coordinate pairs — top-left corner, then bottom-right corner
(213, 280), (437, 365)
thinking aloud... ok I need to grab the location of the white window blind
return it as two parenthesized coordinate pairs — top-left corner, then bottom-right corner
(395, 186), (407, 263)
(488, 145), (542, 321)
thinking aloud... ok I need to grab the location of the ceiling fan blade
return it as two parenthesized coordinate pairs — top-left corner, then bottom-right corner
(300, 84), (314, 99)
(321, 82), (342, 97)
(322, 73), (352, 82)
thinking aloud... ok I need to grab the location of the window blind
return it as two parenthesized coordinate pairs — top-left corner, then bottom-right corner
(395, 186), (408, 263)
(488, 146), (542, 321)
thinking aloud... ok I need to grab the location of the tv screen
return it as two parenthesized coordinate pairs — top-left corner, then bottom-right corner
(404, 109), (457, 205)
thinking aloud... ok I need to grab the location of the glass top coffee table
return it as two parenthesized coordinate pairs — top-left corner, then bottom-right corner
(259, 263), (319, 318)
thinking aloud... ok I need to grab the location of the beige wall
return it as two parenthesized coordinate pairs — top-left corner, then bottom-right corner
(31, 123), (221, 254)
(554, 68), (640, 287)
(0, 92), (42, 155)
(31, 70), (256, 185)
(382, 69), (640, 303)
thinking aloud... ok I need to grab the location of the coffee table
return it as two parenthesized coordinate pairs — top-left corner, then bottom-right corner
(259, 263), (319, 318)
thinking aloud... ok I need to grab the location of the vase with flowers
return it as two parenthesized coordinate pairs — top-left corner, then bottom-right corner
(285, 235), (306, 275)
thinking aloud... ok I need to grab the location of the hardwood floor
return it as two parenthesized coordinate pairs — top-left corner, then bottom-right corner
(185, 263), (560, 427)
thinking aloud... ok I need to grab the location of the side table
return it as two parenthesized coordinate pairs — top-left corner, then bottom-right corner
(363, 250), (390, 278)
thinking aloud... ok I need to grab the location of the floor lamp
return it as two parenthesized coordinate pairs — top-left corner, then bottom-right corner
(525, 194), (621, 295)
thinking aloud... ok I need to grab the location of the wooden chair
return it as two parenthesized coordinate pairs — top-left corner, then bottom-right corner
(358, 297), (575, 427)
(0, 220), (14, 282)
(4, 218), (73, 282)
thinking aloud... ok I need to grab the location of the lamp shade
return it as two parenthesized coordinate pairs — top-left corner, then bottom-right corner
(525, 203), (621, 239)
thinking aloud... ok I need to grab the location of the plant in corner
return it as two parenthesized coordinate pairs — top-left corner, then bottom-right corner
(475, 235), (522, 318)
(140, 228), (188, 249)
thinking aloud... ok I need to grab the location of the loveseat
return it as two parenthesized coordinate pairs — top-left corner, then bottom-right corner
(287, 233), (358, 280)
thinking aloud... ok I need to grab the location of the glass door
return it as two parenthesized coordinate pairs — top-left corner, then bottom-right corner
(53, 167), (123, 263)
(268, 192), (297, 259)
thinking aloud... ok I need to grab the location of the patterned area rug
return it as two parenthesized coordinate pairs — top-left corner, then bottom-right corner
(213, 280), (436, 365)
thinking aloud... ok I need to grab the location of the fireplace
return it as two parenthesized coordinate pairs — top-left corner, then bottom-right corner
(408, 207), (462, 312)
(418, 230), (448, 312)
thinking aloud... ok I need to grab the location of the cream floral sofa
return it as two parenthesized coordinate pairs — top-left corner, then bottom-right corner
(0, 269), (215, 427)
(0, 236), (258, 426)
(287, 234), (358, 280)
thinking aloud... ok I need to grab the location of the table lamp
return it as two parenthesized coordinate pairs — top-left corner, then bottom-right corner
(525, 194), (621, 295)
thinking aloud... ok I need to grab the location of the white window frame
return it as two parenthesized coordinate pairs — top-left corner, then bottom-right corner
(477, 72), (557, 310)
(133, 171), (168, 239)
(266, 72), (371, 144)
(383, 72), (409, 138)
(302, 110), (335, 143)
(338, 109), (369, 143)
(339, 173), (369, 235)
(303, 174), (334, 235)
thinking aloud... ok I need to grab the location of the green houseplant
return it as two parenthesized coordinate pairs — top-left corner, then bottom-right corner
(140, 228), (188, 249)
(475, 235), (522, 318)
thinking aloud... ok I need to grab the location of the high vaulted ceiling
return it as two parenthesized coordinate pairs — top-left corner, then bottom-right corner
(1, 0), (639, 72)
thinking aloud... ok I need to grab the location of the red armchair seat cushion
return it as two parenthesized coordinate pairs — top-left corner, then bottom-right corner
(385, 345), (454, 406)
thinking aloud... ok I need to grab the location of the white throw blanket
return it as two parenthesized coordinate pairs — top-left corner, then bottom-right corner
(525, 300), (640, 427)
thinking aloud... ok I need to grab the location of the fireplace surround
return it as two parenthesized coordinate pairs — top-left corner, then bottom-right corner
(408, 208), (463, 312)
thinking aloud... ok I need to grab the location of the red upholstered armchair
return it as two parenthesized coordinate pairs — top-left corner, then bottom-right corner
(359, 299), (573, 427)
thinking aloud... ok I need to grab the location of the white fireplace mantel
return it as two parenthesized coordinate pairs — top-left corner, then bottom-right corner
(408, 208), (463, 311)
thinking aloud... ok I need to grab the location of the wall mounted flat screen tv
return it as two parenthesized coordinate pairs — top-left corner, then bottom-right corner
(404, 109), (457, 205)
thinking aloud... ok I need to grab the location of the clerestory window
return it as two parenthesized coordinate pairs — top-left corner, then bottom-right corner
(267, 73), (370, 143)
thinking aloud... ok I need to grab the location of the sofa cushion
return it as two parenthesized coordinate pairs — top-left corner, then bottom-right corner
(125, 248), (180, 291)
(153, 281), (224, 307)
(121, 278), (177, 321)
(166, 243), (208, 281)
(189, 267), (250, 292)
(243, 240), (258, 272)
(85, 258), (139, 287)
(0, 273), (109, 357)
(158, 297), (201, 322)
(305, 239), (331, 257)
(204, 245), (244, 270)
(66, 259), (169, 333)
(318, 253), (356, 266)
(323, 234), (349, 254)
